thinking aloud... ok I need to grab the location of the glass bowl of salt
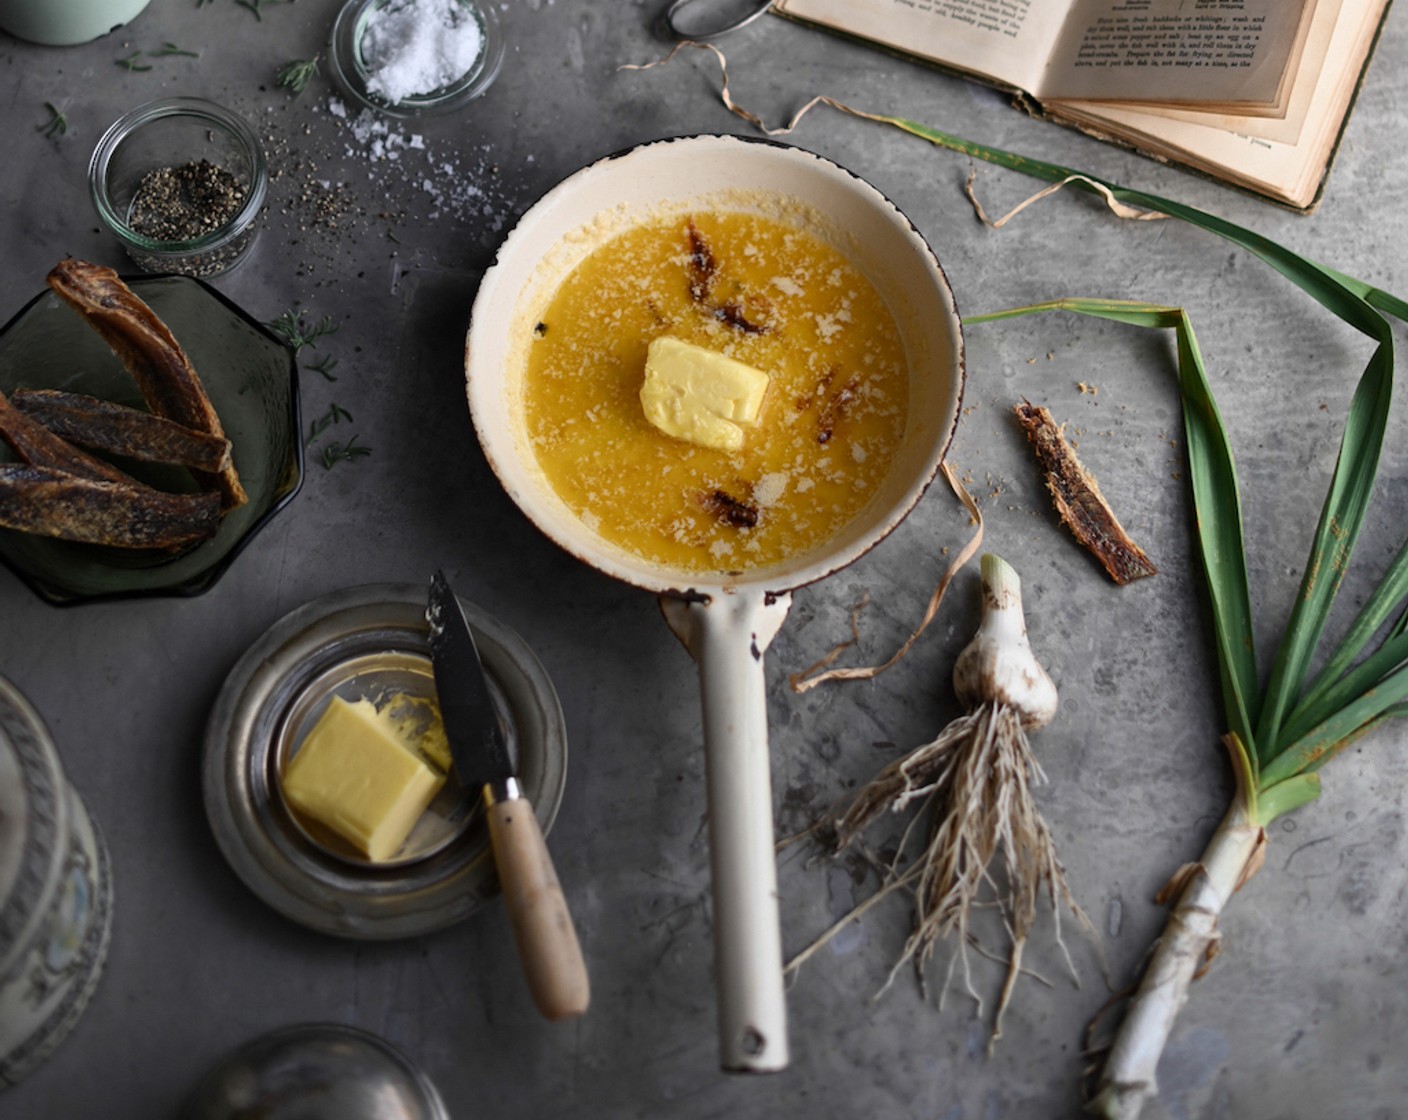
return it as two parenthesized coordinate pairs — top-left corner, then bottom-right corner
(329, 0), (504, 118)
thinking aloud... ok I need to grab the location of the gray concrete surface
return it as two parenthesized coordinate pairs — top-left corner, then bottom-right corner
(2, 2), (1406, 1117)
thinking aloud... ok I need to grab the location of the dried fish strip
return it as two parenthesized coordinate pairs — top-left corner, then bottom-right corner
(1014, 400), (1157, 585)
(0, 464), (221, 549)
(0, 389), (133, 486)
(12, 388), (233, 474)
(45, 259), (247, 511)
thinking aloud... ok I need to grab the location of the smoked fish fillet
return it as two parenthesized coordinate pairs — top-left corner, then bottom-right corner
(12, 388), (233, 474)
(0, 464), (221, 549)
(0, 388), (134, 486)
(46, 259), (247, 511)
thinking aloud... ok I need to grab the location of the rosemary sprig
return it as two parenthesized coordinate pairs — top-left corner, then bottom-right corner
(305, 402), (352, 447)
(152, 42), (199, 57)
(305, 354), (339, 381)
(116, 50), (153, 72)
(320, 434), (371, 470)
(276, 55), (321, 96)
(266, 309), (339, 353)
(36, 103), (67, 138)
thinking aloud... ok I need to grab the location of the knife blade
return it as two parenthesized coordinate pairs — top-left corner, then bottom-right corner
(426, 569), (590, 1021)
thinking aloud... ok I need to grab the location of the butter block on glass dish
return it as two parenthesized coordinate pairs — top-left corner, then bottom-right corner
(280, 695), (445, 862)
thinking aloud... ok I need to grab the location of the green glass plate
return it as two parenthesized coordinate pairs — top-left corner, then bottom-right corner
(0, 274), (303, 604)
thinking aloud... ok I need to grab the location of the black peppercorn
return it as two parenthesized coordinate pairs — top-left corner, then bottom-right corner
(128, 160), (247, 243)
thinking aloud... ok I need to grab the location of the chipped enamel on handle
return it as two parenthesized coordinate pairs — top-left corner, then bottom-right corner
(485, 783), (591, 1021)
(661, 589), (793, 1073)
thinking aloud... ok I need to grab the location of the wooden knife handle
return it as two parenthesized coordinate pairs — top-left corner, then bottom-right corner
(486, 797), (591, 1020)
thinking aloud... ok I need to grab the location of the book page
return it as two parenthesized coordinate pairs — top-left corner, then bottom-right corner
(1042, 0), (1383, 208)
(772, 0), (1073, 94)
(1072, 0), (1339, 145)
(1038, 0), (1315, 108)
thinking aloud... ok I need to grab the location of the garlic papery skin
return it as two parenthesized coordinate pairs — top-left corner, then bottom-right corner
(952, 553), (1058, 729)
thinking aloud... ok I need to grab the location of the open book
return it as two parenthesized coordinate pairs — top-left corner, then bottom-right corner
(771, 0), (1391, 211)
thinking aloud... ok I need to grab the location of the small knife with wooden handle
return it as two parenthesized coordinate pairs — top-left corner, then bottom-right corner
(426, 570), (590, 1020)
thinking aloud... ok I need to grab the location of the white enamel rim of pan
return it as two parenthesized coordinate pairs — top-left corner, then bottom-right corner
(465, 134), (965, 1072)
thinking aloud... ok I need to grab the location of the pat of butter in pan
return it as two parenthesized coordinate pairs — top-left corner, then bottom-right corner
(639, 337), (770, 451)
(281, 695), (445, 861)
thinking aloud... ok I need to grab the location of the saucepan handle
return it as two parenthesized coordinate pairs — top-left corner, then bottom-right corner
(661, 589), (793, 1073)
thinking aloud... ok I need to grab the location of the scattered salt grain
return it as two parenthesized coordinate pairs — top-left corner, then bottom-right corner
(362, 0), (485, 104)
(753, 472), (788, 506)
(326, 95), (515, 226)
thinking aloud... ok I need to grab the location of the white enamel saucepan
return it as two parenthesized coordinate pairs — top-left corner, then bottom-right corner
(465, 135), (965, 1072)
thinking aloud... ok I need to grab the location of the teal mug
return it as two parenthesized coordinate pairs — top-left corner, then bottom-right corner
(0, 0), (150, 45)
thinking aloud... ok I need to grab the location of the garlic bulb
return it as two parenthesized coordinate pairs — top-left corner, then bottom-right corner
(952, 553), (1058, 729)
(792, 549), (1088, 1044)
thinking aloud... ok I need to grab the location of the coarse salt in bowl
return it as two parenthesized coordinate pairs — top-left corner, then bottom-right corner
(329, 0), (504, 118)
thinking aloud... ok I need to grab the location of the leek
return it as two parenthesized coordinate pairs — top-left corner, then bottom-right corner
(965, 289), (1405, 1116)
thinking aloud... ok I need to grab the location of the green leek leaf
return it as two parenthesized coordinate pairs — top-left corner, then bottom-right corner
(1256, 773), (1322, 824)
(1261, 660), (1408, 787)
(1280, 623), (1408, 747)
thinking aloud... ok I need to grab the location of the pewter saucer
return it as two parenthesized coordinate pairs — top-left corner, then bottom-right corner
(202, 583), (566, 939)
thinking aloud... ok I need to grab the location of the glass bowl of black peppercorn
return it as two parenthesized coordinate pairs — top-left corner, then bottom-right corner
(89, 98), (267, 279)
